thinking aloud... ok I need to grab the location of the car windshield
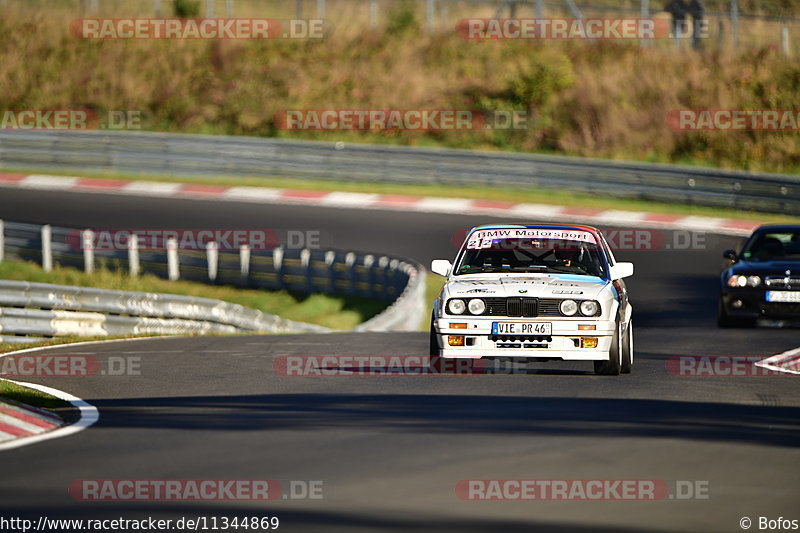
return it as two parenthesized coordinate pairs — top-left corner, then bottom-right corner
(741, 231), (800, 261)
(454, 235), (606, 277)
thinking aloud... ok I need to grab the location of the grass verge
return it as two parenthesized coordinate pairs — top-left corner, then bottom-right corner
(0, 380), (71, 410)
(3, 12), (800, 173)
(0, 261), (387, 330)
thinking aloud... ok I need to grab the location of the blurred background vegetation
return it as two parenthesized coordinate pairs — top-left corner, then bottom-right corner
(0, 0), (798, 173)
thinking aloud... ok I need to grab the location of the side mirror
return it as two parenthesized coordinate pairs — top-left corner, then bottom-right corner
(610, 262), (634, 280)
(723, 249), (737, 261)
(430, 259), (452, 277)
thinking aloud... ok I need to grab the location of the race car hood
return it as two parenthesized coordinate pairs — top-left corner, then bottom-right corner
(444, 274), (610, 300)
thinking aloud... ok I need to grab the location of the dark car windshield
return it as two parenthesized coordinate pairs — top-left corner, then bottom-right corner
(741, 231), (800, 262)
(454, 236), (606, 277)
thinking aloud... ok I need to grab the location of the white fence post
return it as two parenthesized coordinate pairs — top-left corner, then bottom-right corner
(0, 220), (4, 263)
(640, 0), (650, 48)
(317, 0), (325, 19)
(206, 0), (215, 17)
(154, 0), (162, 16)
(41, 225), (52, 272)
(82, 229), (94, 274)
(240, 244), (250, 280)
(781, 22), (791, 57)
(426, 0), (435, 33)
(370, 0), (378, 29)
(167, 237), (179, 281)
(226, 0), (233, 18)
(206, 241), (218, 282)
(730, 0), (739, 49)
(535, 0), (544, 18)
(129, 233), (140, 277)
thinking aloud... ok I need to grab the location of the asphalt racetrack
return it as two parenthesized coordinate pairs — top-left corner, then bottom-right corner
(0, 188), (798, 532)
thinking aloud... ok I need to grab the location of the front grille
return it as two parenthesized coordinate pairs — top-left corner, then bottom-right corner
(484, 298), (508, 316)
(763, 303), (800, 315)
(483, 297), (539, 317)
(538, 299), (563, 317)
(765, 276), (800, 288)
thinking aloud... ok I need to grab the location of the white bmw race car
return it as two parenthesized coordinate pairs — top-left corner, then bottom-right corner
(429, 224), (634, 375)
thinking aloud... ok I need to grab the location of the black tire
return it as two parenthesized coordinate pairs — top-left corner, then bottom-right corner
(594, 320), (622, 375)
(621, 319), (633, 374)
(429, 313), (441, 372)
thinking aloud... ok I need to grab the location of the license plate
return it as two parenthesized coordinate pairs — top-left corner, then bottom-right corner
(492, 322), (552, 335)
(766, 291), (800, 303)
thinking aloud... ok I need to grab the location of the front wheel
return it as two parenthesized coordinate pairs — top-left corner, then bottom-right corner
(429, 314), (441, 371)
(594, 320), (622, 376)
(621, 319), (633, 374)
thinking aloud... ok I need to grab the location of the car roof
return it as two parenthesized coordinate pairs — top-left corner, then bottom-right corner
(471, 223), (602, 233)
(753, 224), (800, 233)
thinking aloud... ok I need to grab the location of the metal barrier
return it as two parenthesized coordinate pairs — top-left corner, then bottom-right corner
(0, 219), (427, 340)
(1, 130), (797, 214)
(0, 280), (330, 342)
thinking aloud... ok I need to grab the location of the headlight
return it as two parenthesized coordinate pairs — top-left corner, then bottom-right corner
(560, 299), (578, 316)
(447, 299), (466, 315)
(467, 298), (486, 315)
(727, 275), (760, 288)
(579, 300), (599, 316)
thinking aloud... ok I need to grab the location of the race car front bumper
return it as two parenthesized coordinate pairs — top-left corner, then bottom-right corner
(433, 317), (617, 361)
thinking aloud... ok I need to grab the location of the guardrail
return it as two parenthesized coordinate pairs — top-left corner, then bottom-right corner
(1, 130), (797, 214)
(0, 280), (330, 343)
(0, 219), (427, 341)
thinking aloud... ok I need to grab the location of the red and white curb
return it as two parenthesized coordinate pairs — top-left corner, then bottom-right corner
(0, 341), (104, 451)
(0, 399), (62, 443)
(0, 173), (762, 236)
(755, 347), (800, 375)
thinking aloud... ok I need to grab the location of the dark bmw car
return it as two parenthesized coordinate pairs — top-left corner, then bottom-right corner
(718, 225), (800, 327)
